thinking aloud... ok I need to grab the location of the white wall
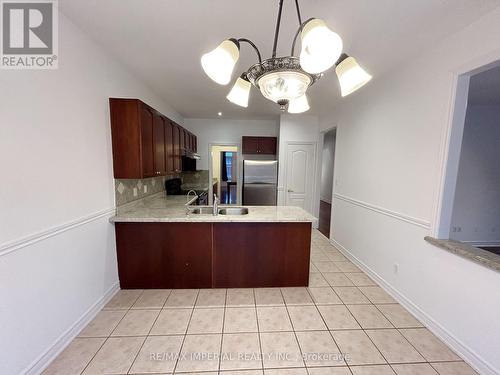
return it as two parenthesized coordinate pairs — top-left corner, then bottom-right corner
(320, 130), (336, 203)
(278, 114), (321, 222)
(450, 105), (500, 244)
(0, 12), (182, 375)
(324, 6), (500, 375)
(183, 118), (279, 170)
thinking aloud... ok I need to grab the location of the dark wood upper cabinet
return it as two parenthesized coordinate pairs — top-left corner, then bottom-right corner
(139, 105), (155, 178)
(109, 98), (197, 178)
(164, 120), (174, 174)
(153, 113), (166, 176)
(242, 136), (277, 155)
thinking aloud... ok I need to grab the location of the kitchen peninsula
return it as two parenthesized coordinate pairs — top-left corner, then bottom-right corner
(110, 193), (315, 289)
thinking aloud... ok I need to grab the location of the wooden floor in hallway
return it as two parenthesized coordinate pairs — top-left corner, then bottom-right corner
(319, 200), (332, 238)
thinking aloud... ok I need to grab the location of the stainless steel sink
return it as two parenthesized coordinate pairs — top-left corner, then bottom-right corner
(218, 207), (249, 215)
(188, 206), (214, 215)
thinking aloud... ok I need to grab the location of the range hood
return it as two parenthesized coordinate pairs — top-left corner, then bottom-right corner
(183, 150), (201, 160)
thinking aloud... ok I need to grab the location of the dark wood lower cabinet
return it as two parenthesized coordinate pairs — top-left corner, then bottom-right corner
(114, 222), (311, 289)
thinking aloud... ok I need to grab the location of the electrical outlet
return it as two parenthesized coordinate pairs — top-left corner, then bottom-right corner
(144, 185), (148, 193)
(133, 187), (138, 197)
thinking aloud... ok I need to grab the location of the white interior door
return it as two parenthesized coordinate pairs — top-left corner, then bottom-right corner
(285, 143), (316, 213)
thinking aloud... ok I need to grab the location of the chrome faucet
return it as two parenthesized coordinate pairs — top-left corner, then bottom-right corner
(185, 190), (198, 215)
(213, 194), (219, 216)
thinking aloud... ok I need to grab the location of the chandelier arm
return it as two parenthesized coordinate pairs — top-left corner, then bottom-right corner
(272, 0), (285, 58)
(294, 0), (303, 27)
(290, 17), (315, 56)
(237, 38), (262, 63)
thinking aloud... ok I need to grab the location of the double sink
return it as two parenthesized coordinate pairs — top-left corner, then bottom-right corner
(189, 206), (249, 216)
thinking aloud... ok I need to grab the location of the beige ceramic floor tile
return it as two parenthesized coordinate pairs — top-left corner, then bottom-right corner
(344, 273), (376, 286)
(150, 308), (192, 335)
(265, 369), (308, 375)
(359, 287), (396, 304)
(78, 310), (126, 337)
(227, 289), (255, 307)
(323, 273), (354, 287)
(224, 307), (258, 333)
(164, 289), (199, 308)
(327, 253), (348, 262)
(281, 287), (314, 305)
(129, 335), (183, 373)
(260, 331), (305, 368)
(349, 365), (396, 374)
(220, 333), (262, 370)
(331, 330), (386, 366)
(392, 363), (439, 375)
(82, 336), (145, 375)
(132, 289), (171, 309)
(104, 290), (143, 310)
(257, 306), (293, 332)
(332, 287), (370, 304)
(187, 308), (224, 334)
(255, 288), (285, 306)
(347, 305), (392, 329)
(111, 309), (160, 336)
(307, 367), (352, 375)
(308, 287), (343, 305)
(176, 334), (222, 372)
(333, 262), (361, 273)
(317, 305), (360, 330)
(376, 305), (423, 328)
(310, 263), (321, 274)
(315, 262), (343, 273)
(42, 338), (105, 375)
(295, 331), (344, 367)
(311, 252), (331, 262)
(366, 329), (425, 363)
(309, 273), (330, 287)
(227, 371), (264, 375)
(287, 305), (327, 331)
(196, 288), (226, 308)
(430, 361), (479, 375)
(400, 328), (461, 362)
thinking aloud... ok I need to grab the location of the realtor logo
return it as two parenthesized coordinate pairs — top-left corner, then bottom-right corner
(1, 0), (58, 69)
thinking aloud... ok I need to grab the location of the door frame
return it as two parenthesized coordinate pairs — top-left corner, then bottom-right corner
(283, 141), (318, 220)
(319, 125), (337, 238)
(208, 142), (242, 206)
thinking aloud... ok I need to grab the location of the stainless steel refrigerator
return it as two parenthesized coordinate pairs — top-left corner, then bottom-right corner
(243, 160), (278, 205)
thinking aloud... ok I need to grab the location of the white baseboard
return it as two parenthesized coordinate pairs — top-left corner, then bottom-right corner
(24, 282), (120, 375)
(330, 237), (498, 375)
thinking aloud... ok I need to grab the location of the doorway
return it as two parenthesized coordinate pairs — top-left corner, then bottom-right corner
(284, 142), (316, 213)
(436, 61), (500, 255)
(319, 128), (336, 238)
(210, 145), (239, 205)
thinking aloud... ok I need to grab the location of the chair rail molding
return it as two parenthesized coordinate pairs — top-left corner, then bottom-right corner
(333, 193), (431, 229)
(0, 208), (116, 257)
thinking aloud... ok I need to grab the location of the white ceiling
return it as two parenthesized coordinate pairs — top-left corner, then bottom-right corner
(469, 64), (500, 105)
(60, 0), (500, 120)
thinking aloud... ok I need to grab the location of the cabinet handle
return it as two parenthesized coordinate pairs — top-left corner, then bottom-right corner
(288, 189), (294, 192)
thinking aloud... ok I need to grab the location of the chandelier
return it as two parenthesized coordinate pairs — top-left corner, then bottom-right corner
(201, 0), (372, 113)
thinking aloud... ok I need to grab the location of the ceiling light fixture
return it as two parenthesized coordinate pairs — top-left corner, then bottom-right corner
(201, 0), (372, 113)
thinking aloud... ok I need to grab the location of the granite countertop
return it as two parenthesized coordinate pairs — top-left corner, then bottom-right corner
(111, 192), (316, 223)
(425, 236), (500, 273)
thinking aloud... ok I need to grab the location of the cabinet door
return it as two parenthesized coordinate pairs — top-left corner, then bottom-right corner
(164, 120), (174, 174)
(258, 137), (277, 154)
(172, 124), (181, 173)
(153, 113), (166, 176)
(140, 106), (155, 177)
(242, 136), (259, 154)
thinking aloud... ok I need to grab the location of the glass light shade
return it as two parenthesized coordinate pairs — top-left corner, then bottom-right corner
(288, 95), (310, 113)
(300, 19), (343, 74)
(336, 56), (372, 97)
(201, 40), (240, 85)
(258, 71), (311, 104)
(226, 77), (251, 107)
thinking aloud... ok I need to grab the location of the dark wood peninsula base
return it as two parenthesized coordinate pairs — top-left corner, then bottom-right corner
(115, 222), (311, 289)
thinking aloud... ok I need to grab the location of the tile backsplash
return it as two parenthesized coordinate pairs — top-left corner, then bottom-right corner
(115, 175), (173, 206)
